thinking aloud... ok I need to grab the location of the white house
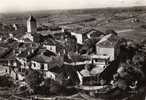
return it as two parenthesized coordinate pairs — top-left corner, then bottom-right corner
(44, 71), (56, 80)
(43, 40), (57, 53)
(16, 48), (37, 69)
(30, 60), (48, 70)
(90, 55), (110, 65)
(96, 34), (120, 61)
(0, 65), (10, 76)
(11, 32), (34, 43)
(30, 54), (50, 70)
(31, 60), (41, 70)
(90, 55), (110, 75)
(43, 45), (56, 53)
(71, 32), (83, 44)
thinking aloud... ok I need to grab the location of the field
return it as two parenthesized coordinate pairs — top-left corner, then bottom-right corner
(0, 6), (146, 100)
(1, 6), (146, 42)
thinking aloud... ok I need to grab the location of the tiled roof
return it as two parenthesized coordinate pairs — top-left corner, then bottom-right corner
(43, 50), (56, 57)
(37, 30), (52, 36)
(6, 51), (16, 60)
(22, 38), (33, 43)
(19, 42), (39, 49)
(1, 39), (18, 48)
(55, 40), (65, 53)
(17, 50), (29, 58)
(0, 48), (16, 60)
(31, 54), (52, 63)
(64, 53), (89, 64)
(90, 65), (105, 75)
(0, 47), (8, 57)
(0, 42), (8, 48)
(96, 34), (120, 48)
(11, 30), (26, 39)
(83, 29), (104, 35)
(43, 39), (56, 45)
(63, 54), (72, 63)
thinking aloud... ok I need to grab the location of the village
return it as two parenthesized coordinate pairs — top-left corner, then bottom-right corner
(0, 15), (146, 100)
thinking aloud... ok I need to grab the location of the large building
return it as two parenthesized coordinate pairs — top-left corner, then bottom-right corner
(71, 32), (83, 44)
(27, 16), (37, 33)
(96, 34), (120, 61)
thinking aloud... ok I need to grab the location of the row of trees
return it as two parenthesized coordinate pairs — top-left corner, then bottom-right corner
(111, 38), (146, 91)
(17, 66), (79, 96)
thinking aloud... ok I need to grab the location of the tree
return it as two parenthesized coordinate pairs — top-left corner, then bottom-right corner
(114, 61), (145, 90)
(56, 66), (80, 87)
(132, 53), (145, 66)
(0, 75), (14, 87)
(80, 38), (99, 54)
(25, 69), (44, 93)
(105, 29), (118, 36)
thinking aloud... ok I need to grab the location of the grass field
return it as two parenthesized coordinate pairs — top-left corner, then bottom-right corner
(1, 6), (146, 42)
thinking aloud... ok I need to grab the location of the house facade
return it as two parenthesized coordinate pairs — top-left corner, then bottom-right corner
(96, 34), (120, 61)
(30, 60), (48, 70)
(0, 65), (10, 76)
(43, 45), (56, 53)
(91, 55), (110, 65)
(71, 32), (83, 44)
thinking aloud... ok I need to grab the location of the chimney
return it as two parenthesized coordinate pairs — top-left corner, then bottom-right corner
(27, 51), (30, 55)
(31, 49), (34, 53)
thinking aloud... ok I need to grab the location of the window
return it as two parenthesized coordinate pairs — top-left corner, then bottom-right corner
(33, 63), (36, 67)
(24, 62), (26, 67)
(41, 64), (44, 70)
(50, 47), (52, 50)
(94, 59), (105, 62)
(44, 64), (48, 70)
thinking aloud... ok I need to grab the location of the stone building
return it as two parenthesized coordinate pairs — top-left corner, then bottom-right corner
(27, 16), (37, 33)
(96, 34), (120, 61)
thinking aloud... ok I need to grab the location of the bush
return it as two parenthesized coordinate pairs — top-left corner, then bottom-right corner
(140, 25), (146, 29)
(25, 70), (44, 93)
(0, 75), (14, 87)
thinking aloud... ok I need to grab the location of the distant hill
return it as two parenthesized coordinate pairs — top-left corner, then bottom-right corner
(1, 6), (146, 24)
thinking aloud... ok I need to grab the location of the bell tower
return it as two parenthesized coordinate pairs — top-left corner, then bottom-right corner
(27, 16), (37, 33)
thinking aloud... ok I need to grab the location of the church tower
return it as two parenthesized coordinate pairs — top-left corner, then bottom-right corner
(27, 16), (37, 33)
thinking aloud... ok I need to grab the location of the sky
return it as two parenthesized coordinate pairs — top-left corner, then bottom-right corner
(0, 0), (146, 13)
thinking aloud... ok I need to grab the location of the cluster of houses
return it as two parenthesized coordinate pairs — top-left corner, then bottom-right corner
(0, 15), (121, 86)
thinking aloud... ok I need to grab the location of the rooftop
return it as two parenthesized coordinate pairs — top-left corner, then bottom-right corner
(31, 54), (52, 63)
(43, 50), (56, 57)
(37, 30), (52, 36)
(83, 29), (104, 36)
(96, 34), (120, 48)
(0, 47), (8, 57)
(27, 16), (36, 22)
(17, 49), (31, 58)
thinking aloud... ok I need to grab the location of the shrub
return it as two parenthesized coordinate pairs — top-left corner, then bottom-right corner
(0, 75), (14, 87)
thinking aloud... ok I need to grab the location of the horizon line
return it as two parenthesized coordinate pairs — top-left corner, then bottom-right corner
(1, 5), (146, 14)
